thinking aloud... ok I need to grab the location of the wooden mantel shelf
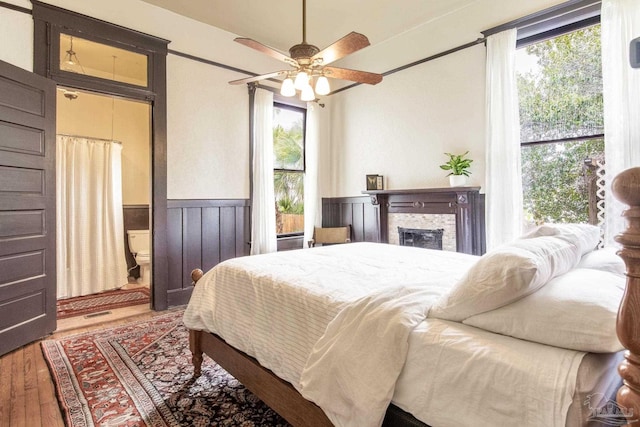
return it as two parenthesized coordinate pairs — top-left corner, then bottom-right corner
(361, 186), (485, 255)
(362, 186), (481, 195)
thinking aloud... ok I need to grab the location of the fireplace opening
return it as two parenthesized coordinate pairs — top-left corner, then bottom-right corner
(398, 227), (444, 250)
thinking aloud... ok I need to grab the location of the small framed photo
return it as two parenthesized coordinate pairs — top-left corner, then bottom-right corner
(366, 174), (384, 190)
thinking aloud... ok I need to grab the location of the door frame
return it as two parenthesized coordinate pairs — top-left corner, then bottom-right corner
(31, 1), (172, 310)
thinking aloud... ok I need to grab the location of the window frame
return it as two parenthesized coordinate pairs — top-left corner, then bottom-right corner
(273, 101), (307, 237)
(516, 17), (604, 226)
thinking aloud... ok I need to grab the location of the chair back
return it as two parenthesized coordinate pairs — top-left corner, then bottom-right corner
(308, 226), (351, 247)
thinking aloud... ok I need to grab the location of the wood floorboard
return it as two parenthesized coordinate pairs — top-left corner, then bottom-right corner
(0, 354), (12, 427)
(0, 308), (157, 427)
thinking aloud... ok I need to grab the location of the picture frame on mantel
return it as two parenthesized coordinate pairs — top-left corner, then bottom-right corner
(366, 174), (384, 191)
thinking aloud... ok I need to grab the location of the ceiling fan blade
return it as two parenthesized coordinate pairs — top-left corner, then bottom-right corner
(323, 66), (383, 85)
(311, 32), (370, 65)
(234, 38), (293, 64)
(229, 70), (288, 85)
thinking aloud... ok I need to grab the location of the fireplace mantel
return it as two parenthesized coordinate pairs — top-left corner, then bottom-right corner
(362, 187), (485, 255)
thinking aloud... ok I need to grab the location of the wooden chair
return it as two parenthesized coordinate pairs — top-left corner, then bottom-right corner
(308, 225), (351, 248)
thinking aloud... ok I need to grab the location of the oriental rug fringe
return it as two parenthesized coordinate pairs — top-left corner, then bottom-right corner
(41, 310), (289, 426)
(56, 287), (150, 319)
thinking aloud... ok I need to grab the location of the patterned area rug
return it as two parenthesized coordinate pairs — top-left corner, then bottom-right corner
(57, 287), (150, 319)
(41, 310), (289, 426)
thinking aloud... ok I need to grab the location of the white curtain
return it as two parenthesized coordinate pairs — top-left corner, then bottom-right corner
(251, 88), (277, 254)
(601, 0), (640, 245)
(485, 29), (523, 250)
(303, 102), (321, 247)
(56, 135), (128, 299)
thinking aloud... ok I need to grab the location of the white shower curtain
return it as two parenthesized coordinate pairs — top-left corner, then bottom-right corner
(56, 135), (128, 299)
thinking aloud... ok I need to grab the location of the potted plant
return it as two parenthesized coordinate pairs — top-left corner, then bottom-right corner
(440, 151), (473, 187)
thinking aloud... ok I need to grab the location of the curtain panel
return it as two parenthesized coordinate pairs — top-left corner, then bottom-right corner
(601, 0), (640, 245)
(484, 29), (524, 250)
(303, 102), (320, 247)
(251, 88), (278, 255)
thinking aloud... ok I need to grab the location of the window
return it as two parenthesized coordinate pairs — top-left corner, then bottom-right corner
(59, 33), (148, 87)
(273, 103), (306, 235)
(517, 22), (604, 226)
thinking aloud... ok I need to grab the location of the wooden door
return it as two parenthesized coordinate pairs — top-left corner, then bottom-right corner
(0, 59), (56, 356)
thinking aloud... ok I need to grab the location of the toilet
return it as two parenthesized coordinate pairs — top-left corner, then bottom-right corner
(127, 229), (151, 285)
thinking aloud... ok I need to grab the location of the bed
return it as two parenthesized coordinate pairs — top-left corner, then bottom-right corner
(183, 167), (640, 427)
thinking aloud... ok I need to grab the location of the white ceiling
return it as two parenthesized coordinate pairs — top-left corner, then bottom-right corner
(140, 0), (567, 86)
(141, 0), (476, 55)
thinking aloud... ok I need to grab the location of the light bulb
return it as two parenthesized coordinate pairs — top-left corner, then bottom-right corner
(280, 77), (296, 97)
(294, 71), (309, 90)
(301, 84), (315, 101)
(315, 76), (330, 95)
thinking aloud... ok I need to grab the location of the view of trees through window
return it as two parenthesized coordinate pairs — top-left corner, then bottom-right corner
(273, 104), (305, 235)
(517, 24), (604, 226)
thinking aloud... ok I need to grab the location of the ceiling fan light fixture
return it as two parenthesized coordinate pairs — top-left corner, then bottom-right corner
(280, 77), (296, 97)
(300, 83), (315, 101)
(294, 71), (309, 90)
(315, 76), (330, 95)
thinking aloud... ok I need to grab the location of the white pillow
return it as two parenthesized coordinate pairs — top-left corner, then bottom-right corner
(463, 268), (625, 353)
(577, 246), (626, 277)
(429, 236), (580, 322)
(522, 223), (600, 256)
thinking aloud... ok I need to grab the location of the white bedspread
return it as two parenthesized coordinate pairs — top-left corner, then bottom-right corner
(183, 243), (475, 422)
(182, 243), (588, 427)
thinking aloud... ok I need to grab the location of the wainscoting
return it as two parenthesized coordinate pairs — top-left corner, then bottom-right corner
(321, 196), (381, 242)
(166, 199), (250, 306)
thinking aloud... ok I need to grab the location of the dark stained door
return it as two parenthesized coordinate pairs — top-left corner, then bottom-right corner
(0, 60), (56, 356)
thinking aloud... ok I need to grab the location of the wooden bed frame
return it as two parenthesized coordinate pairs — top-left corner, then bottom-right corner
(188, 167), (640, 427)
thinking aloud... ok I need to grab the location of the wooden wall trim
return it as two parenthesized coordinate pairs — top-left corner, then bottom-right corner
(168, 199), (250, 208)
(167, 199), (250, 307)
(322, 196), (380, 243)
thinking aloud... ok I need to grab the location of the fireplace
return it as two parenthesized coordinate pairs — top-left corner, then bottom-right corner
(398, 227), (444, 250)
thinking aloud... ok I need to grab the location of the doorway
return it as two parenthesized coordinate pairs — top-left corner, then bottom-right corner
(55, 87), (152, 319)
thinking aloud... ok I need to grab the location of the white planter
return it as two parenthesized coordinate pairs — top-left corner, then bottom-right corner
(449, 175), (468, 187)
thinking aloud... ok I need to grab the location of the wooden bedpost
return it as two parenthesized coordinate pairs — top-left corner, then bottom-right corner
(612, 167), (640, 425)
(189, 269), (204, 377)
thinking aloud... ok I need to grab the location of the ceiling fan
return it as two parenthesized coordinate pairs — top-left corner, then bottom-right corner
(229, 0), (383, 101)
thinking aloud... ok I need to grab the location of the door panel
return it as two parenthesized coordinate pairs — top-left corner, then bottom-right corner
(0, 59), (56, 356)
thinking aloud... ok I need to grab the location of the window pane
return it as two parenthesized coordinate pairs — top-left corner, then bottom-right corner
(273, 106), (304, 170)
(522, 138), (604, 225)
(59, 33), (148, 87)
(517, 25), (602, 143)
(275, 171), (304, 234)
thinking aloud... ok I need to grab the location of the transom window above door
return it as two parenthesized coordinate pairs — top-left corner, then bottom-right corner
(59, 33), (148, 87)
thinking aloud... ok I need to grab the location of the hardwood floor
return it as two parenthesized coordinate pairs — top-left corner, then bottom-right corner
(0, 308), (160, 427)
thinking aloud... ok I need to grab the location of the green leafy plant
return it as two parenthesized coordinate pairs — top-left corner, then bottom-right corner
(439, 151), (473, 176)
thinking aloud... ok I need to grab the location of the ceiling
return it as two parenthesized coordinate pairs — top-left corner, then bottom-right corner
(139, 0), (566, 88)
(141, 0), (476, 55)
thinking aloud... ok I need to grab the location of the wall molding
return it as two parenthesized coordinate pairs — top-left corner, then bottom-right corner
(166, 198), (250, 306)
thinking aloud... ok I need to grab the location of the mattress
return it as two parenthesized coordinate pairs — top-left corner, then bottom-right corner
(183, 242), (623, 427)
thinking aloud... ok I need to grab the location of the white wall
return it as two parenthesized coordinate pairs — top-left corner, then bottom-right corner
(0, 1), (33, 71)
(166, 55), (249, 199)
(326, 44), (486, 197)
(57, 91), (151, 205)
